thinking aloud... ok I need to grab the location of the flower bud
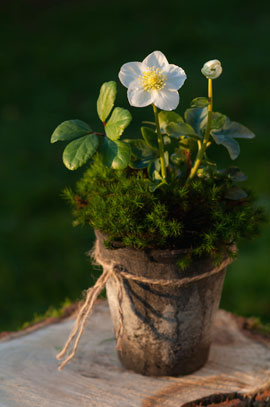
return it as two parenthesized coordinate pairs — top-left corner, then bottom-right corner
(201, 59), (222, 79)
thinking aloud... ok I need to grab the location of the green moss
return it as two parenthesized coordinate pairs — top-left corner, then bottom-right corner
(177, 255), (192, 271)
(245, 317), (270, 338)
(19, 298), (72, 330)
(64, 156), (266, 260)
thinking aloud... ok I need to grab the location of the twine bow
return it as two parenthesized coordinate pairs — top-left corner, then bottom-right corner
(56, 240), (234, 370)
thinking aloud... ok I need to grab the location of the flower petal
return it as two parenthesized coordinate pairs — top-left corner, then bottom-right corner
(118, 62), (144, 88)
(165, 64), (187, 90)
(127, 87), (153, 107)
(152, 89), (179, 111)
(142, 51), (169, 69)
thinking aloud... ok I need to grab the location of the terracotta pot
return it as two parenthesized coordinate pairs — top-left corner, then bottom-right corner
(95, 230), (231, 377)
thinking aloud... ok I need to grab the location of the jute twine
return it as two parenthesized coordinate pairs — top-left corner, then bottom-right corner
(56, 239), (234, 370)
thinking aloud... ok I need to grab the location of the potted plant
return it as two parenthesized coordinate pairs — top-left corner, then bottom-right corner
(51, 51), (265, 376)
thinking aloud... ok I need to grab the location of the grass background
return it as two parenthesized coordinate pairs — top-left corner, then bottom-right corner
(0, 0), (269, 331)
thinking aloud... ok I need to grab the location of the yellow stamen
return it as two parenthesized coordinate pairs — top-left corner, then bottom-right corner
(139, 67), (167, 92)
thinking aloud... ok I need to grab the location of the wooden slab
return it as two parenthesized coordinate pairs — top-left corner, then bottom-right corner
(0, 301), (269, 407)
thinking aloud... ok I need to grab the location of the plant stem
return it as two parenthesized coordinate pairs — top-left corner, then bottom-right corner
(187, 78), (213, 182)
(153, 104), (166, 180)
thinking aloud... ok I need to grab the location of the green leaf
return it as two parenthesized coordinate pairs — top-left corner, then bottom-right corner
(97, 81), (117, 122)
(141, 127), (159, 151)
(211, 118), (254, 160)
(163, 135), (171, 144)
(184, 107), (208, 135)
(128, 139), (157, 160)
(163, 136), (179, 156)
(152, 170), (162, 180)
(164, 151), (169, 167)
(146, 177), (165, 192)
(149, 183), (161, 192)
(130, 158), (151, 169)
(51, 119), (91, 143)
(191, 97), (208, 108)
(147, 158), (161, 179)
(170, 151), (185, 165)
(212, 119), (255, 139)
(102, 138), (131, 169)
(105, 107), (132, 141)
(211, 133), (240, 160)
(62, 133), (99, 170)
(225, 186), (248, 200)
(226, 167), (248, 182)
(211, 113), (227, 130)
(166, 122), (200, 139)
(158, 111), (184, 133)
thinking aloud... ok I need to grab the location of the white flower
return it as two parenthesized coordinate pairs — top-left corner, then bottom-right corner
(118, 51), (187, 111)
(201, 59), (222, 79)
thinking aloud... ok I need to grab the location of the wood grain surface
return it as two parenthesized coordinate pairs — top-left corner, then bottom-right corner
(0, 300), (269, 407)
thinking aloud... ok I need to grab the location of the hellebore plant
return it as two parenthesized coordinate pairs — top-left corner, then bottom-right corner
(51, 51), (254, 193)
(51, 51), (264, 258)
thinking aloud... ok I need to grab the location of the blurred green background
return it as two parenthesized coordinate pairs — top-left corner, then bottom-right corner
(0, 0), (269, 331)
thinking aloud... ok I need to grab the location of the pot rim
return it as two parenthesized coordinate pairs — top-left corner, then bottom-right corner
(94, 229), (234, 262)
